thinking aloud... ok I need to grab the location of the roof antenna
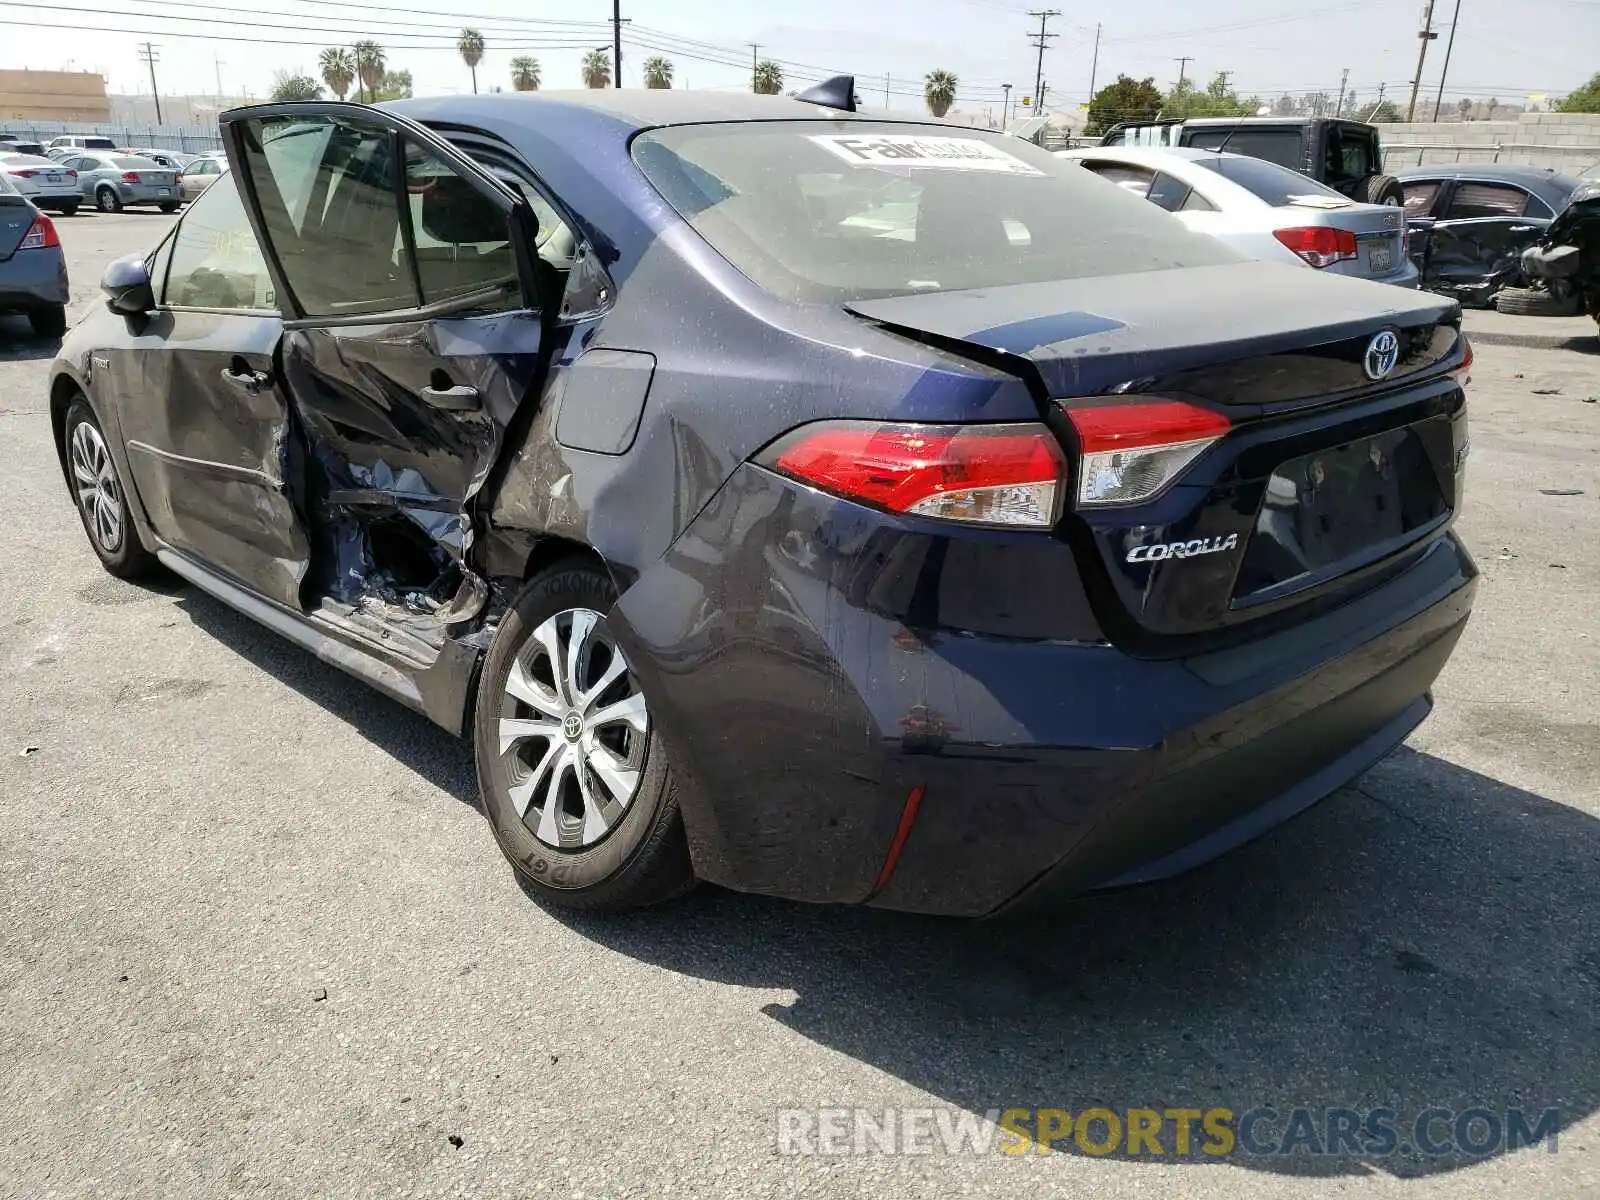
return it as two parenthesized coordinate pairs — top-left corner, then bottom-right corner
(794, 74), (858, 113)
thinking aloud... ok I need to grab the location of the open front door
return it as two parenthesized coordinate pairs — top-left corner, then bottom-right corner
(220, 102), (546, 659)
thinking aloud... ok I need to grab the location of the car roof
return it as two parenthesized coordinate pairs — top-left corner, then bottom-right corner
(1062, 145), (1250, 166)
(388, 88), (928, 135)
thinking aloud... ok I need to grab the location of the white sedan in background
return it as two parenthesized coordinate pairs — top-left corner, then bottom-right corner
(1059, 146), (1419, 288)
(0, 153), (81, 215)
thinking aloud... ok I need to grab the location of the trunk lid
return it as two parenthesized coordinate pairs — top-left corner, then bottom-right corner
(848, 262), (1468, 650)
(0, 195), (35, 260)
(1314, 203), (1408, 281)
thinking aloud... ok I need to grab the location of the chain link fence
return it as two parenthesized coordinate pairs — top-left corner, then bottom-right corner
(0, 120), (223, 154)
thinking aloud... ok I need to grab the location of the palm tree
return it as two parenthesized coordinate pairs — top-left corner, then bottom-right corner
(924, 69), (958, 117)
(581, 49), (611, 89)
(509, 56), (541, 92)
(642, 55), (673, 89)
(753, 59), (783, 95)
(318, 47), (355, 101)
(458, 28), (485, 94)
(353, 40), (385, 103)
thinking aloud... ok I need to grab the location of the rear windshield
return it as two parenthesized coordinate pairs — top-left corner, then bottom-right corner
(1181, 127), (1304, 170)
(633, 121), (1240, 303)
(1191, 154), (1347, 206)
(85, 138), (118, 149)
(114, 156), (160, 170)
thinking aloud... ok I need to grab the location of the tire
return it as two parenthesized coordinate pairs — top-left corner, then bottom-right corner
(62, 398), (161, 580)
(28, 303), (67, 339)
(95, 186), (122, 213)
(1494, 285), (1582, 318)
(158, 202), (179, 213)
(474, 559), (695, 912)
(1358, 173), (1405, 206)
(55, 201), (80, 216)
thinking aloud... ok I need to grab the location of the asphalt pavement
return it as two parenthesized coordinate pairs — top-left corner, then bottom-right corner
(2, 211), (1597, 1199)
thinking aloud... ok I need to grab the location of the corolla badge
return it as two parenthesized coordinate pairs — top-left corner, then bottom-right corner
(1364, 330), (1401, 381)
(1126, 533), (1239, 564)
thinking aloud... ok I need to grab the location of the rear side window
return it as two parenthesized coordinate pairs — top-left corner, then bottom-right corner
(1402, 180), (1442, 215)
(85, 138), (117, 150)
(634, 122), (1239, 303)
(1445, 182), (1530, 219)
(1080, 161), (1155, 196)
(1191, 155), (1347, 206)
(114, 156), (159, 170)
(1146, 171), (1193, 212)
(1181, 127), (1304, 170)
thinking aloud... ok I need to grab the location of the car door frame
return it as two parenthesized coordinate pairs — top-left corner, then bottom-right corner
(1419, 175), (1550, 302)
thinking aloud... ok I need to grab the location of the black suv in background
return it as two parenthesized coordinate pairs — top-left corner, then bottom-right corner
(1100, 117), (1405, 207)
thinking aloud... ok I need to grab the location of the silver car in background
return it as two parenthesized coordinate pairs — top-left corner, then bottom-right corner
(0, 153), (82, 215)
(64, 153), (180, 213)
(1060, 146), (1419, 288)
(0, 171), (69, 338)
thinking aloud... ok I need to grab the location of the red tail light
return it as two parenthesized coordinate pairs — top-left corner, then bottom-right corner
(1063, 400), (1231, 507)
(761, 420), (1067, 528)
(1273, 226), (1359, 268)
(12, 169), (38, 179)
(18, 213), (60, 250)
(121, 171), (141, 183)
(1452, 337), (1473, 384)
(65, 169), (77, 178)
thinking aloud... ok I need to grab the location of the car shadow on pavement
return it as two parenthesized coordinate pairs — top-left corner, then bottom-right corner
(172, 586), (480, 809)
(0, 320), (62, 362)
(548, 746), (1599, 1182)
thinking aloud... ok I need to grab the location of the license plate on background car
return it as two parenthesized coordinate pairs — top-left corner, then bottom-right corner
(1368, 244), (1394, 272)
(157, 188), (171, 195)
(45, 174), (60, 183)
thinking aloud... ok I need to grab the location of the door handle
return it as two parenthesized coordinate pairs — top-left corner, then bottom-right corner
(221, 366), (271, 393)
(420, 382), (481, 411)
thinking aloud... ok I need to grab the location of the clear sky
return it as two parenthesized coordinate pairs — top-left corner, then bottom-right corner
(1, 0), (1595, 115)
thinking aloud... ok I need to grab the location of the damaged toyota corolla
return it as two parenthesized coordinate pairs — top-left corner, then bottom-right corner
(48, 82), (1476, 916)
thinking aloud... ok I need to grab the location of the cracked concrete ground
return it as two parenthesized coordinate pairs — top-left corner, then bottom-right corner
(1, 211), (1596, 1199)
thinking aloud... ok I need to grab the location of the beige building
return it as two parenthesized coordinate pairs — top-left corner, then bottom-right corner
(0, 69), (112, 123)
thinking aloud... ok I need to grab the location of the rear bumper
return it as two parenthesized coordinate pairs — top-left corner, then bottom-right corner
(611, 465), (1476, 917)
(0, 248), (69, 309)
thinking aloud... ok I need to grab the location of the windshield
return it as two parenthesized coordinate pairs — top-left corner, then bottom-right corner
(1191, 154), (1347, 206)
(633, 121), (1240, 303)
(1180, 127), (1304, 171)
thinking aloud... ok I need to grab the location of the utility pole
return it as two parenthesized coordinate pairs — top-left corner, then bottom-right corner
(1087, 22), (1101, 104)
(1407, 0), (1439, 121)
(1027, 9), (1060, 116)
(885, 72), (890, 109)
(137, 42), (162, 124)
(1362, 81), (1388, 121)
(1001, 82), (1012, 127)
(612, 0), (623, 87)
(1431, 0), (1464, 121)
(750, 43), (760, 92)
(213, 54), (224, 105)
(1038, 80), (1048, 113)
(1173, 55), (1193, 93)
(1336, 67), (1349, 116)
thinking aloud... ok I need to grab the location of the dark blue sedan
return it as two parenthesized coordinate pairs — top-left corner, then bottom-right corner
(46, 87), (1476, 915)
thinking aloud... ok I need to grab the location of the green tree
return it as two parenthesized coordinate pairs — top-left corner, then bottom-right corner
(269, 71), (323, 102)
(1366, 99), (1402, 123)
(581, 49), (611, 88)
(509, 56), (541, 92)
(353, 40), (385, 103)
(1272, 92), (1297, 116)
(1559, 73), (1600, 113)
(1086, 74), (1162, 134)
(458, 28), (485, 94)
(373, 69), (412, 101)
(642, 55), (674, 89)
(753, 59), (784, 95)
(924, 68), (958, 116)
(318, 47), (355, 101)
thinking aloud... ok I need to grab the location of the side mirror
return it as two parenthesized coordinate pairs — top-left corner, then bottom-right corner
(101, 255), (154, 317)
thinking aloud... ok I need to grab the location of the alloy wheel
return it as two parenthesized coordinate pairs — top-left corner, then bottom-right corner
(69, 420), (124, 553)
(497, 608), (649, 850)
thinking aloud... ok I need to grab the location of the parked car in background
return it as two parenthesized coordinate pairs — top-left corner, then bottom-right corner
(1097, 117), (1406, 206)
(127, 148), (196, 171)
(1396, 165), (1590, 312)
(0, 139), (48, 157)
(1, 153), (82, 215)
(50, 89), (1475, 917)
(64, 153), (180, 213)
(0, 171), (69, 337)
(177, 152), (228, 203)
(47, 134), (119, 154)
(1063, 146), (1418, 287)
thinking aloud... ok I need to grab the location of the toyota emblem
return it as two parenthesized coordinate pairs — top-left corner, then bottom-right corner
(1364, 330), (1400, 381)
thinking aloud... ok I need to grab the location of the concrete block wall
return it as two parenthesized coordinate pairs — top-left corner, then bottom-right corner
(1379, 113), (1600, 175)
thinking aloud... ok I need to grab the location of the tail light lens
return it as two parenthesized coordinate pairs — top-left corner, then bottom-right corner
(121, 171), (141, 183)
(12, 169), (37, 179)
(1064, 400), (1231, 507)
(65, 169), (78, 178)
(1452, 337), (1473, 384)
(1273, 226), (1359, 268)
(761, 420), (1067, 528)
(18, 213), (60, 250)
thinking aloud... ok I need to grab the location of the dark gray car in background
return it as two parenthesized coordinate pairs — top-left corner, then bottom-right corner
(0, 170), (69, 337)
(65, 153), (181, 213)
